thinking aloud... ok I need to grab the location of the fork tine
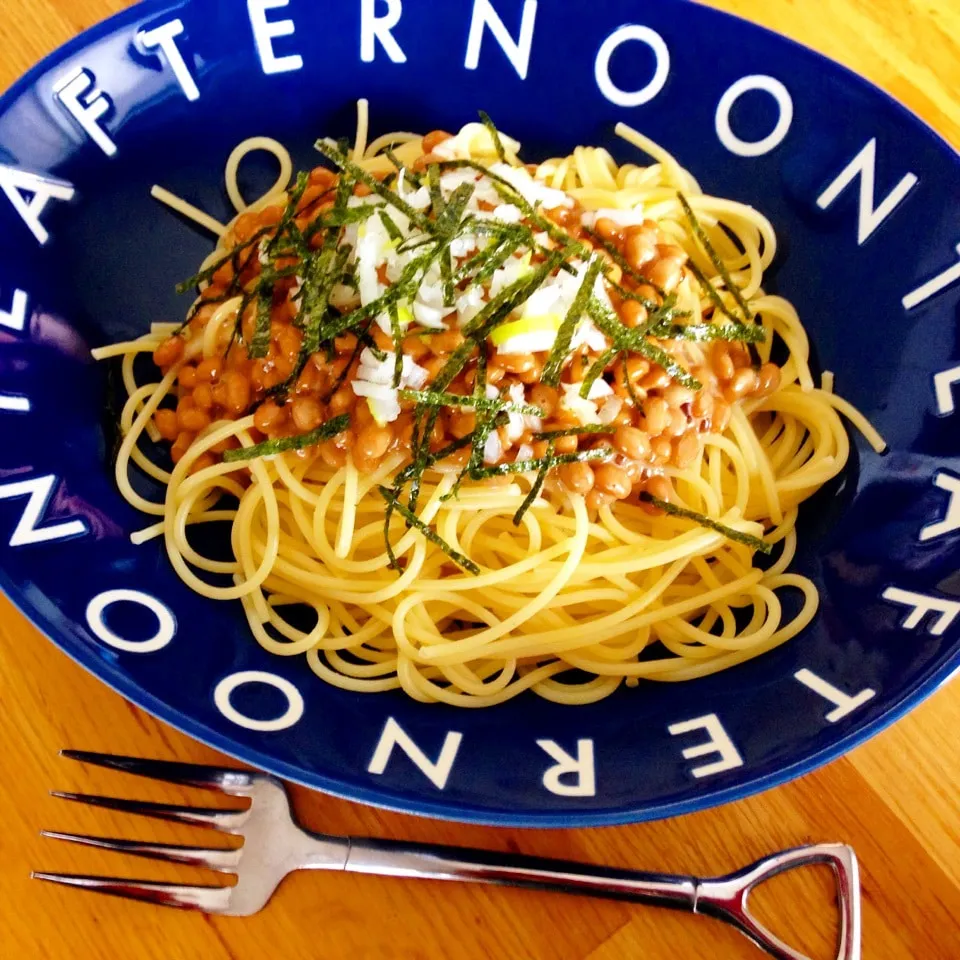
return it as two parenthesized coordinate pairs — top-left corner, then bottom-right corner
(50, 792), (250, 832)
(40, 831), (243, 872)
(60, 750), (257, 793)
(31, 872), (232, 912)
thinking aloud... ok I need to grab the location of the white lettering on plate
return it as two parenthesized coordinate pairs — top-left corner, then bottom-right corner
(86, 588), (176, 653)
(536, 738), (596, 797)
(668, 713), (743, 779)
(247, 0), (303, 74)
(52, 67), (117, 157)
(715, 75), (793, 158)
(0, 288), (27, 331)
(137, 19), (200, 101)
(214, 670), (305, 731)
(0, 395), (29, 413)
(367, 717), (462, 789)
(920, 472), (960, 542)
(816, 139), (918, 245)
(360, 0), (406, 63)
(0, 473), (87, 546)
(903, 243), (960, 310)
(594, 25), (670, 108)
(0, 165), (75, 245)
(794, 668), (875, 722)
(882, 586), (960, 636)
(465, 0), (538, 81)
(933, 365), (960, 416)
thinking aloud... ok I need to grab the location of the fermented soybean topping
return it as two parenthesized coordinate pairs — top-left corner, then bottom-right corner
(153, 116), (782, 568)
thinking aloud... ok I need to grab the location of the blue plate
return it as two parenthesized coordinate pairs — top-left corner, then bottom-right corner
(1, 0), (958, 826)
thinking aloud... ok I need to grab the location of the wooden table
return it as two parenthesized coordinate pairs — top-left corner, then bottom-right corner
(2, 1), (959, 957)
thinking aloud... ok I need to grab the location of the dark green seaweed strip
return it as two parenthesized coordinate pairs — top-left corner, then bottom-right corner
(541, 257), (603, 387)
(468, 446), (609, 479)
(314, 139), (435, 233)
(641, 494), (772, 554)
(620, 352), (645, 408)
(513, 440), (554, 526)
(389, 303), (404, 388)
(398, 388), (544, 417)
(427, 162), (444, 216)
(650, 321), (766, 344)
(478, 110), (508, 164)
(677, 192), (752, 321)
(532, 424), (615, 440)
(223, 414), (350, 462)
(683, 256), (743, 326)
(461, 251), (564, 338)
(377, 486), (481, 575)
(379, 209), (404, 242)
(587, 298), (702, 391)
(383, 146), (422, 188)
(175, 226), (273, 295)
(578, 345), (620, 400)
(581, 226), (666, 299)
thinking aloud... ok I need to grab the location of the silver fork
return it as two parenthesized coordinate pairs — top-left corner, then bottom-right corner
(34, 751), (860, 960)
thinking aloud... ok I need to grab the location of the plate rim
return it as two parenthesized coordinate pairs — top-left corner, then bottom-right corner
(0, 0), (958, 826)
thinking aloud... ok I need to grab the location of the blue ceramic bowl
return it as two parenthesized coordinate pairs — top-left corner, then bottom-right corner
(1, 0), (958, 826)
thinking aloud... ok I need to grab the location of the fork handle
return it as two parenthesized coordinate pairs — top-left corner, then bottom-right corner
(344, 836), (697, 909)
(340, 839), (860, 960)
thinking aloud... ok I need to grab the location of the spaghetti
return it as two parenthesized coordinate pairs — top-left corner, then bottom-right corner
(95, 107), (885, 707)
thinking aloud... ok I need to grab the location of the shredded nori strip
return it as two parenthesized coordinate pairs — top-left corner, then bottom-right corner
(320, 321), (370, 403)
(620, 352), (645, 408)
(398, 388), (544, 416)
(513, 440), (553, 526)
(461, 251), (564, 337)
(388, 303), (404, 388)
(377, 485), (481, 574)
(223, 414), (350, 462)
(641, 493), (772, 554)
(175, 226), (272, 295)
(579, 345), (620, 400)
(427, 162), (444, 215)
(314, 139), (435, 233)
(468, 446), (608, 479)
(532, 424), (615, 440)
(249, 265), (275, 359)
(478, 110), (508, 164)
(541, 257), (603, 387)
(587, 298), (702, 391)
(581, 226), (666, 299)
(650, 321), (766, 344)
(378, 209), (404, 243)
(383, 146), (422, 187)
(677, 192), (752, 322)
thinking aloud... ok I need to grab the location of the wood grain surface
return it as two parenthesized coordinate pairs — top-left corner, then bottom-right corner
(1, 1), (959, 957)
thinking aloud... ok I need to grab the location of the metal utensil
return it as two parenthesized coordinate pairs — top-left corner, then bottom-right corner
(34, 751), (860, 960)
